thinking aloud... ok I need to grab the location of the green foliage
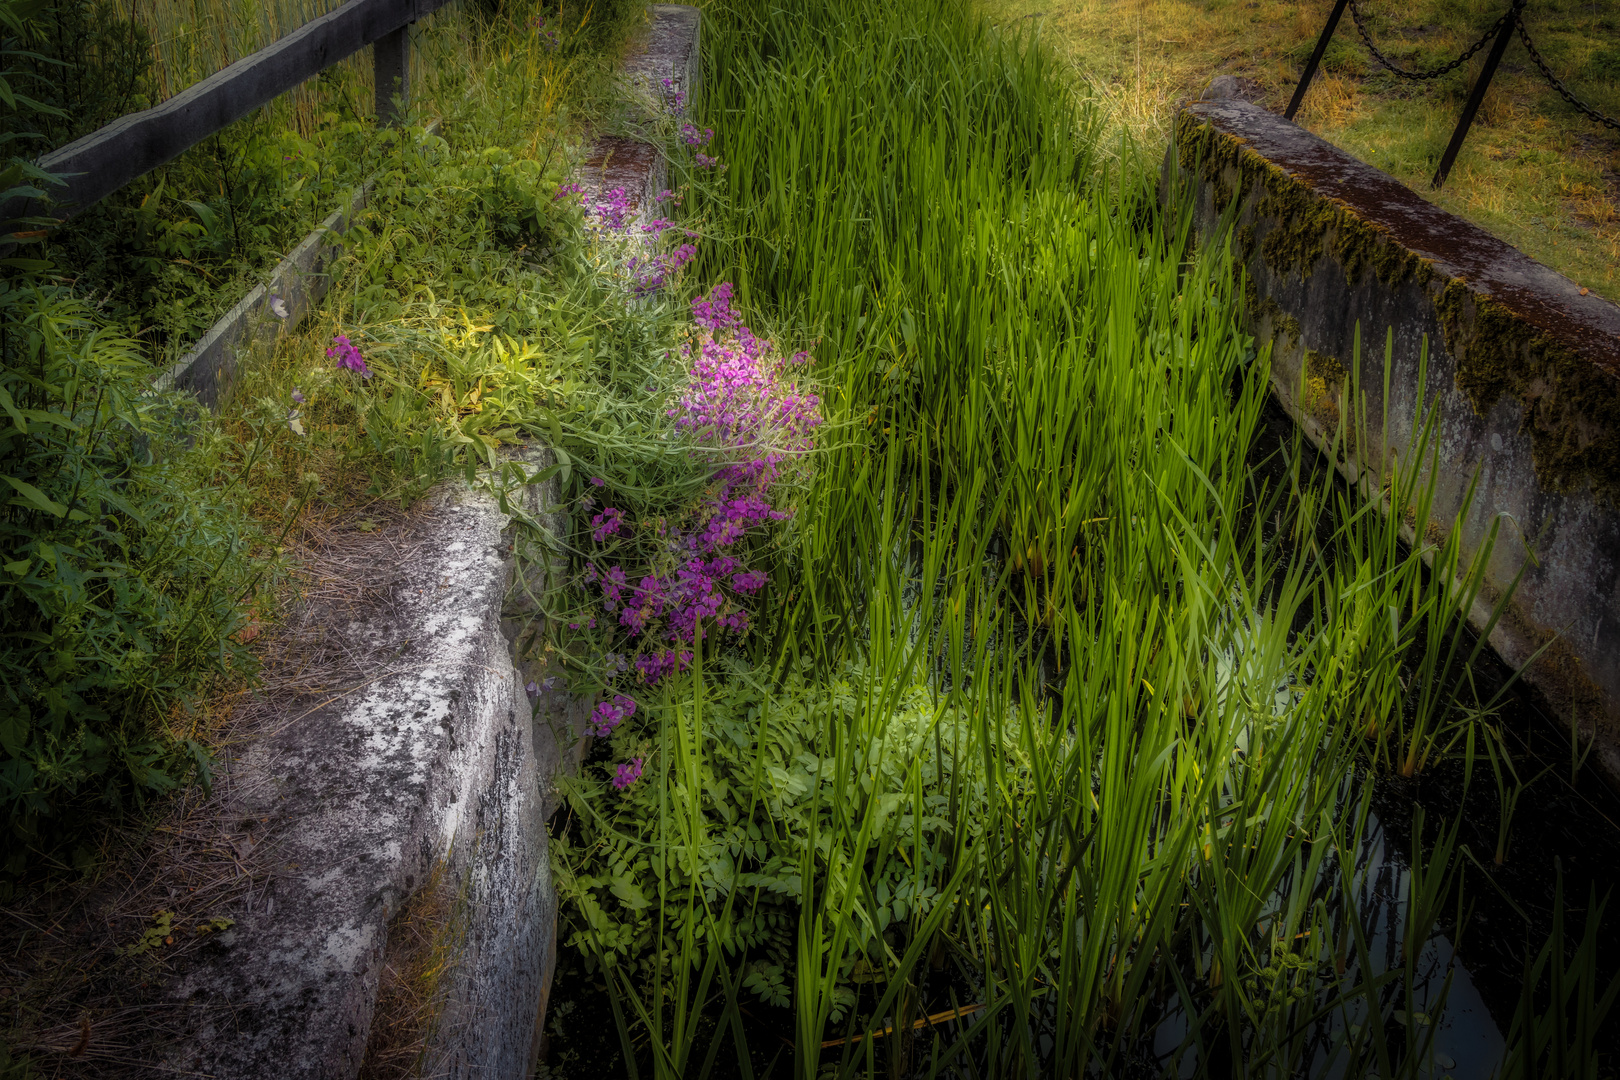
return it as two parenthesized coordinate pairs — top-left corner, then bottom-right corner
(540, 0), (1613, 1074)
(239, 64), (609, 505)
(0, 0), (153, 147)
(50, 109), (383, 360)
(0, 274), (262, 850)
(555, 661), (974, 1021)
(551, 0), (649, 59)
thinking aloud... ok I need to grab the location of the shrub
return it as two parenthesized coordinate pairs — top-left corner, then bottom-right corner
(0, 275), (261, 858)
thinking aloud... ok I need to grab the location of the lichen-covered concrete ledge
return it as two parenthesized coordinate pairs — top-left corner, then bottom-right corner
(1164, 99), (1620, 789)
(162, 457), (582, 1079)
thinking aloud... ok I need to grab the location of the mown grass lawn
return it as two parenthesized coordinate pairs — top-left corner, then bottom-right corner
(976, 0), (1620, 301)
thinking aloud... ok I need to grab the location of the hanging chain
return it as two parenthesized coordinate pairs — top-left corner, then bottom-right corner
(1343, 0), (1619, 132)
(1514, 15), (1620, 133)
(1345, 0), (1520, 81)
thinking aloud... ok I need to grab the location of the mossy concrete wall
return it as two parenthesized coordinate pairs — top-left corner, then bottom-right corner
(1164, 100), (1620, 790)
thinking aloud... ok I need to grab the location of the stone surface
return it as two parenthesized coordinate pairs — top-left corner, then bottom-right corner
(578, 5), (701, 219)
(1165, 100), (1620, 790)
(165, 457), (577, 1079)
(153, 9), (703, 1076)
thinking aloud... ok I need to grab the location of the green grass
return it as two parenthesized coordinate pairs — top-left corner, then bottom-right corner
(969, 0), (1620, 301)
(545, 0), (1616, 1074)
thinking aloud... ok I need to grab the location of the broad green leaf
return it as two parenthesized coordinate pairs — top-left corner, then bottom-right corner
(3, 475), (67, 517)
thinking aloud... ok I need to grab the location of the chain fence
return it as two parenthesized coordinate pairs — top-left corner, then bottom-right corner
(1512, 15), (1620, 133)
(1346, 0), (1517, 81)
(1344, 0), (1619, 132)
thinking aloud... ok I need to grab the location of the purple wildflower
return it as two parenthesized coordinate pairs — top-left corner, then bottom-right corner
(612, 756), (645, 790)
(327, 334), (371, 378)
(591, 507), (625, 542)
(634, 648), (693, 685)
(592, 187), (636, 230)
(661, 77), (686, 113)
(589, 694), (637, 737)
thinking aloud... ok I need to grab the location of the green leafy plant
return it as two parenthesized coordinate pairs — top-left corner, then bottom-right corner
(0, 274), (263, 853)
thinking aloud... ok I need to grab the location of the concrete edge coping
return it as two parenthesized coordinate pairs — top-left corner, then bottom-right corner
(1176, 100), (1620, 370)
(153, 116), (445, 411)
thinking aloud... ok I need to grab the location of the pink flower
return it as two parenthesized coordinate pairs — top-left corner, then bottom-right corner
(327, 334), (371, 378)
(612, 756), (644, 790)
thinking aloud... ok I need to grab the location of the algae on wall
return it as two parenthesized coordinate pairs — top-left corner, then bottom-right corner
(1175, 110), (1620, 509)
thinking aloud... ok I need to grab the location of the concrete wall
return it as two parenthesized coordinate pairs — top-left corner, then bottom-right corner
(156, 8), (703, 1077)
(165, 454), (581, 1080)
(1164, 100), (1620, 790)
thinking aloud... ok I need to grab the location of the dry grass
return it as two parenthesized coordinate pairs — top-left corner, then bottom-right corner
(980, 0), (1620, 300)
(0, 784), (275, 1076)
(0, 493), (449, 1077)
(357, 861), (465, 1080)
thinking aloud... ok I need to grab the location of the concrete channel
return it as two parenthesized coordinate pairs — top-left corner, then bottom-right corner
(1165, 95), (1620, 794)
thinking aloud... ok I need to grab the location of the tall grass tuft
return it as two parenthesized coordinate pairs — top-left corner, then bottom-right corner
(540, 0), (1614, 1074)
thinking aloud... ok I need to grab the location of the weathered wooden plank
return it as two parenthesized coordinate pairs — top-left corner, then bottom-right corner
(12, 0), (450, 225)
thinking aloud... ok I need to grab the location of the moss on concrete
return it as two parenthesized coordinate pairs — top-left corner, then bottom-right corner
(1302, 348), (1346, 432)
(1432, 279), (1620, 506)
(1175, 108), (1620, 507)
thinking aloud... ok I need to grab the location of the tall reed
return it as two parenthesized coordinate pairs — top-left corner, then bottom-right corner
(545, 0), (1613, 1074)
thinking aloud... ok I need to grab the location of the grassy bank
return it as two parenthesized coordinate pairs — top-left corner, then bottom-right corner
(972, 0), (1620, 301)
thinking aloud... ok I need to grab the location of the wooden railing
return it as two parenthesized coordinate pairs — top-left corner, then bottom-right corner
(5, 0), (453, 228)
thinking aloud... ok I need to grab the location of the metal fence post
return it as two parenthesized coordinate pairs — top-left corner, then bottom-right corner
(1285, 0), (1351, 121)
(1431, 7), (1518, 188)
(374, 24), (410, 126)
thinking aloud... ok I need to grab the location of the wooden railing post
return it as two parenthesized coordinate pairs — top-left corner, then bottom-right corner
(374, 24), (410, 126)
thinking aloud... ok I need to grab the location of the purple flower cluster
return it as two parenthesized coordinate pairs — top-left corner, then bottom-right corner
(589, 694), (637, 737)
(554, 182), (584, 202)
(568, 284), (820, 691)
(612, 756), (644, 790)
(690, 281), (740, 332)
(328, 334), (371, 378)
(661, 77), (686, 114)
(634, 647), (693, 683)
(672, 284), (821, 498)
(628, 242), (697, 298)
(694, 153), (719, 170)
(592, 187), (637, 230)
(680, 123), (714, 148)
(591, 506), (625, 541)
